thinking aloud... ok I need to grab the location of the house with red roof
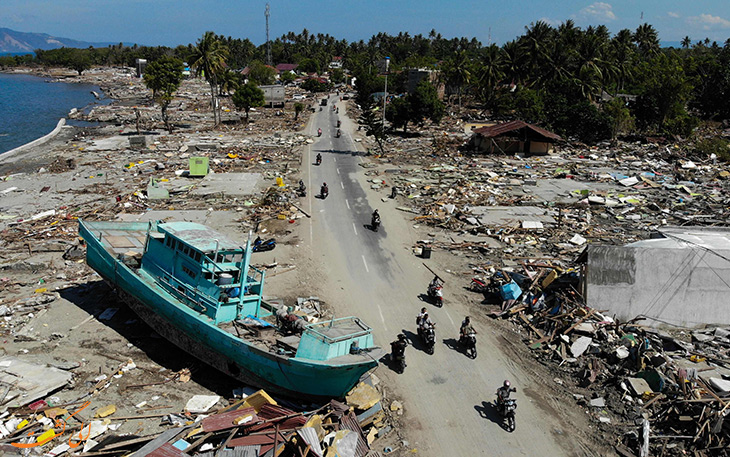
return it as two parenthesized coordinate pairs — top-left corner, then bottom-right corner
(468, 120), (561, 155)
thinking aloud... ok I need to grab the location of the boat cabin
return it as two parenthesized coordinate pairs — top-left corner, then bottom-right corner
(142, 222), (265, 324)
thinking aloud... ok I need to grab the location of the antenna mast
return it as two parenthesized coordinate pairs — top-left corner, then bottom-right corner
(265, 4), (272, 66)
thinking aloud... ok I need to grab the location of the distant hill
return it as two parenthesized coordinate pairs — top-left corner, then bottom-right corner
(0, 27), (132, 53)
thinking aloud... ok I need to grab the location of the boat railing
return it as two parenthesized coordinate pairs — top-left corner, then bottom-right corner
(303, 317), (372, 344)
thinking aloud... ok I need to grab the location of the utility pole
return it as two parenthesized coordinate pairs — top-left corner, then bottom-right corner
(265, 4), (272, 66)
(382, 57), (390, 128)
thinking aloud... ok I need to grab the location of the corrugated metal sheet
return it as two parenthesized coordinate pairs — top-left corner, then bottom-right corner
(202, 407), (257, 432)
(339, 411), (370, 457)
(146, 443), (187, 457)
(473, 120), (561, 141)
(197, 446), (260, 457)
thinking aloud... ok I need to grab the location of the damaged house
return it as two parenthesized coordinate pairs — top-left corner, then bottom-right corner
(581, 227), (730, 328)
(467, 120), (561, 155)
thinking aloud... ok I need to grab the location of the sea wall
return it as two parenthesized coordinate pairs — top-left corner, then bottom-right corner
(0, 118), (66, 164)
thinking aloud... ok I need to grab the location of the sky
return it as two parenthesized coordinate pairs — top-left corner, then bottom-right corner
(1, 0), (729, 48)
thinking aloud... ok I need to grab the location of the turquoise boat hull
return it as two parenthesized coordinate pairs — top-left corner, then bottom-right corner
(79, 220), (379, 399)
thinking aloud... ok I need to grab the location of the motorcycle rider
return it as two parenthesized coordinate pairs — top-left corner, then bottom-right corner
(497, 380), (517, 413)
(416, 307), (428, 326)
(320, 182), (329, 199)
(371, 209), (380, 227)
(417, 311), (435, 339)
(390, 334), (408, 370)
(316, 153), (322, 165)
(460, 316), (476, 341)
(317, 128), (322, 137)
(429, 275), (442, 290)
(297, 179), (306, 196)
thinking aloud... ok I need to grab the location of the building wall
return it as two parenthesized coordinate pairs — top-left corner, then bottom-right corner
(586, 245), (730, 328)
(259, 85), (285, 107)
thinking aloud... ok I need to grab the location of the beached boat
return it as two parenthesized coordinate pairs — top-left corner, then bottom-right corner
(79, 220), (382, 398)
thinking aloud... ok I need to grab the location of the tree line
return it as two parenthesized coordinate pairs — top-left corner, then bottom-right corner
(1, 22), (729, 145)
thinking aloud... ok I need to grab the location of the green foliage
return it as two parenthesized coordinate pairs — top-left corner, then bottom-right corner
(330, 68), (345, 84)
(410, 80), (445, 125)
(189, 31), (229, 125)
(358, 98), (386, 153)
(694, 137), (730, 161)
(247, 61), (276, 85)
(386, 97), (411, 132)
(297, 57), (320, 74)
(602, 98), (634, 139)
(301, 78), (331, 93)
(631, 53), (695, 135)
(279, 71), (296, 85)
(293, 102), (305, 120)
(232, 82), (265, 122)
(143, 56), (184, 132)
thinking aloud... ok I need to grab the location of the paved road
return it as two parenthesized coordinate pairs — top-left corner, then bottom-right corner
(302, 96), (573, 456)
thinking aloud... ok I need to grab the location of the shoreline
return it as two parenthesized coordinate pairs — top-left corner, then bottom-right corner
(0, 67), (119, 163)
(0, 118), (66, 165)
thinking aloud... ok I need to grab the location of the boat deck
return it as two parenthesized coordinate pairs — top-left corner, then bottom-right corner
(87, 225), (148, 256)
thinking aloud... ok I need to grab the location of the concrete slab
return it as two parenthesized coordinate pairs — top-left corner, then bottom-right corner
(85, 136), (131, 151)
(190, 172), (262, 198)
(469, 206), (556, 226)
(523, 179), (619, 203)
(0, 356), (73, 412)
(626, 377), (653, 396)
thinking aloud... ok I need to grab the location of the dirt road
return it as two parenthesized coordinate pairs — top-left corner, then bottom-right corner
(293, 96), (587, 456)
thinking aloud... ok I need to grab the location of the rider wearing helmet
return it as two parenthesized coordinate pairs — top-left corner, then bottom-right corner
(497, 380), (516, 410)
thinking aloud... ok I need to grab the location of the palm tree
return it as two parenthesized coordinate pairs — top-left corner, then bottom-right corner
(476, 44), (505, 107)
(218, 69), (240, 96)
(502, 40), (528, 86)
(681, 36), (692, 49)
(520, 21), (555, 85)
(443, 50), (472, 107)
(189, 31), (229, 125)
(610, 30), (635, 94)
(633, 23), (660, 56)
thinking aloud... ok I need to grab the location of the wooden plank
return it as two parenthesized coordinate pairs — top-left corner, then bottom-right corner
(518, 312), (545, 339)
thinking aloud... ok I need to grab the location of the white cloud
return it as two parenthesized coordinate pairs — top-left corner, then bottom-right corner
(576, 2), (616, 22)
(667, 12), (680, 19)
(687, 14), (730, 30)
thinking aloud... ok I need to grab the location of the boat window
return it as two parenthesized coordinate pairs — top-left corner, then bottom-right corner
(171, 239), (177, 250)
(194, 251), (201, 262)
(181, 264), (196, 279)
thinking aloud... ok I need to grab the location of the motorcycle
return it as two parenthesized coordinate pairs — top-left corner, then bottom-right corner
(317, 128), (322, 137)
(498, 397), (517, 432)
(371, 216), (380, 232)
(252, 236), (276, 252)
(390, 340), (407, 373)
(337, 120), (341, 128)
(460, 332), (477, 358)
(420, 326), (436, 355)
(336, 129), (341, 138)
(297, 182), (306, 197)
(427, 283), (443, 307)
(316, 154), (322, 166)
(320, 184), (329, 199)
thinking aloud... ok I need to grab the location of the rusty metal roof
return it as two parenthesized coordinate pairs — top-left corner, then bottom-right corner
(472, 120), (561, 141)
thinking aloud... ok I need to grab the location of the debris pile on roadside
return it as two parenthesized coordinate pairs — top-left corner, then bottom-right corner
(474, 262), (730, 457)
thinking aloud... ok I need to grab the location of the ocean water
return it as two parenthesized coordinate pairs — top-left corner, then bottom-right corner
(0, 73), (104, 154)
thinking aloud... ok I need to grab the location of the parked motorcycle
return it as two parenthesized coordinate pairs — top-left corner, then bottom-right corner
(252, 236), (276, 252)
(427, 283), (443, 307)
(460, 332), (477, 358)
